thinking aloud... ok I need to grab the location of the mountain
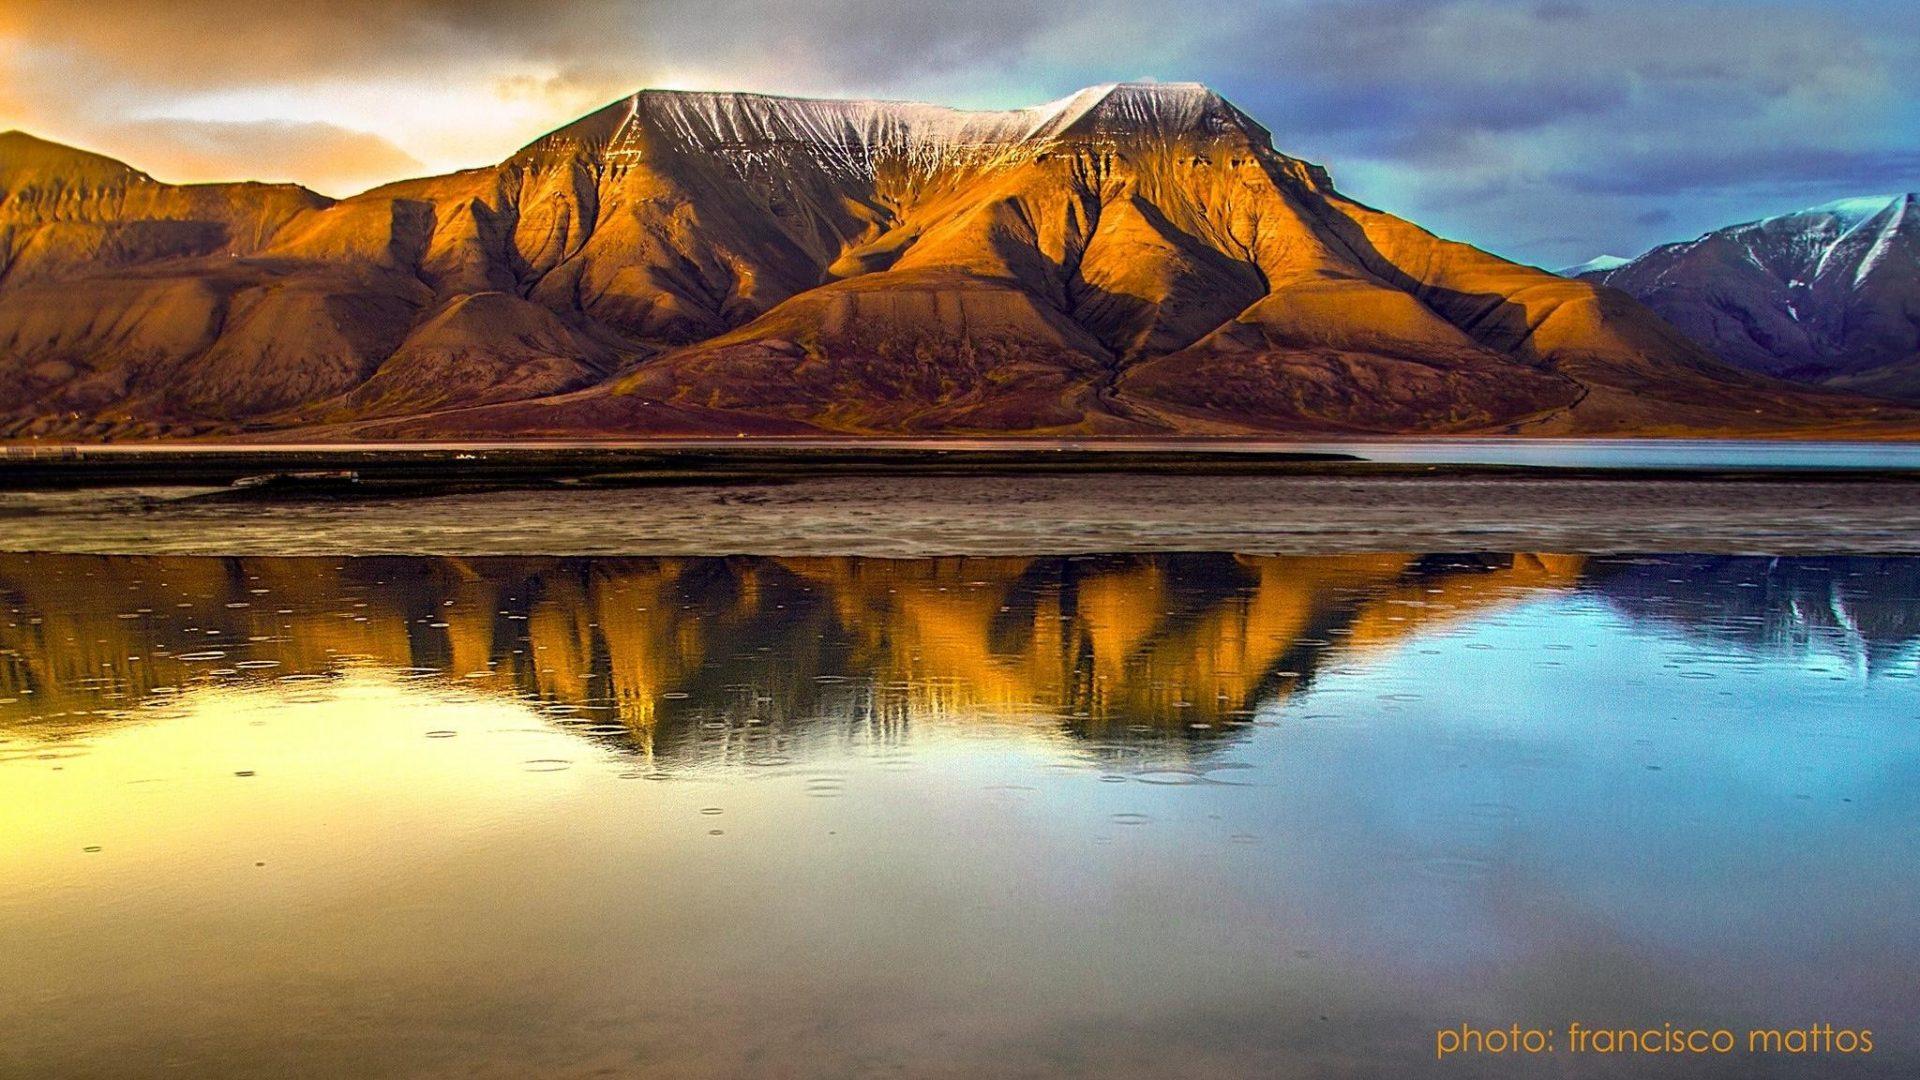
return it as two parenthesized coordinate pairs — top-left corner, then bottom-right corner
(1577, 195), (1920, 402)
(1555, 255), (1628, 277)
(2, 88), (1911, 441)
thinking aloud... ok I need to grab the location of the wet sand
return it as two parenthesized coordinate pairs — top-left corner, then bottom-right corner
(3, 473), (1918, 555)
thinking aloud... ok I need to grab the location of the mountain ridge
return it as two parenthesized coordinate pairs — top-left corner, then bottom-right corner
(1577, 193), (1920, 402)
(1, 84), (1912, 440)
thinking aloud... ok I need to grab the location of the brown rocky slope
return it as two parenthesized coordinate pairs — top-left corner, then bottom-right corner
(0, 86), (1912, 440)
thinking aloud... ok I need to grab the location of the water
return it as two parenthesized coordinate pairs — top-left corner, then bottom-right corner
(1, 551), (1914, 1078)
(18, 436), (1920, 470)
(1269, 438), (1920, 469)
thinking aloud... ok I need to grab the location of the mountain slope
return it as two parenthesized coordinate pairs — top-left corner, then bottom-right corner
(0, 93), (1910, 440)
(1578, 196), (1920, 402)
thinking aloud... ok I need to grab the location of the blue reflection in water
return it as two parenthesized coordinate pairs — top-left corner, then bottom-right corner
(0, 552), (1913, 1079)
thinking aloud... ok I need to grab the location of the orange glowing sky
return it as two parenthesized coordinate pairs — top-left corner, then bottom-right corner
(2, 0), (1914, 266)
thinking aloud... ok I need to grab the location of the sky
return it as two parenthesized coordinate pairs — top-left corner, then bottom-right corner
(2, 0), (1916, 268)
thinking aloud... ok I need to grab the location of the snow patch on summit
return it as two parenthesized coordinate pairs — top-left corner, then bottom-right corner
(1788, 195), (1903, 231)
(1852, 195), (1912, 287)
(540, 82), (1258, 181)
(1685, 193), (1920, 290)
(1556, 254), (1629, 277)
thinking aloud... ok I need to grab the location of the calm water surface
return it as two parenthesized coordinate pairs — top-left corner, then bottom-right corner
(25, 436), (1920, 469)
(2, 552), (1916, 1078)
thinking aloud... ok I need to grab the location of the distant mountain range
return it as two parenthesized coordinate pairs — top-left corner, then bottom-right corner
(1574, 195), (1920, 403)
(1, 84), (1911, 440)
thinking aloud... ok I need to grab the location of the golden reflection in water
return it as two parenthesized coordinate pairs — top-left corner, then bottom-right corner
(0, 552), (1584, 754)
(2, 673), (586, 888)
(7, 550), (1920, 1080)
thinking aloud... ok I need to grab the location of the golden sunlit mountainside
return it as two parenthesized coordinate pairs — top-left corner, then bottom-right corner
(1, 85), (1912, 440)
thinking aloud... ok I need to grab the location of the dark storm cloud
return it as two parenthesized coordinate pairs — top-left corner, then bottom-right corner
(1175, 0), (1916, 262)
(1, 0), (1915, 263)
(1556, 146), (1920, 198)
(0, 0), (1073, 92)
(1202, 0), (1884, 147)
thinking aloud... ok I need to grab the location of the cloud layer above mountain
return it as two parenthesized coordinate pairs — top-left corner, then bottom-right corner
(2, 0), (1913, 264)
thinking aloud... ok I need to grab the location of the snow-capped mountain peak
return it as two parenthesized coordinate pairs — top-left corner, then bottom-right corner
(1555, 254), (1630, 277)
(519, 83), (1266, 179)
(1771, 194), (1906, 231)
(1576, 193), (1920, 398)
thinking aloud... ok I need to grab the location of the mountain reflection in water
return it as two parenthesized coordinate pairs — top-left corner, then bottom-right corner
(2, 551), (1917, 1080)
(6, 552), (1574, 750)
(3, 552), (1914, 753)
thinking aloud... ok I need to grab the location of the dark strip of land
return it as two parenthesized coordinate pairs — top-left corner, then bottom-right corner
(4, 440), (1920, 491)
